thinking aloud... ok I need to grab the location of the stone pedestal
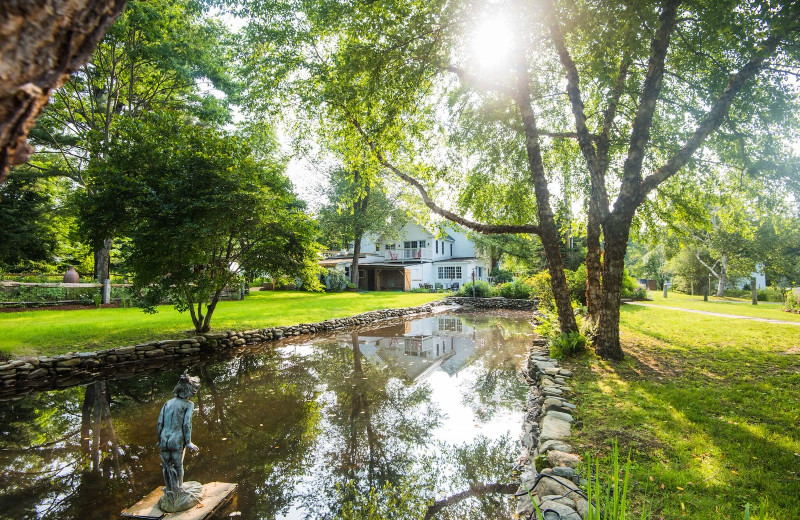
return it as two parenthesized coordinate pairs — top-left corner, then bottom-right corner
(121, 482), (237, 520)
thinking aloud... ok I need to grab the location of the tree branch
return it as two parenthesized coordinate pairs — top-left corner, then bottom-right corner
(423, 482), (518, 520)
(345, 112), (541, 235)
(547, 3), (601, 176)
(639, 20), (798, 199)
(618, 0), (682, 199)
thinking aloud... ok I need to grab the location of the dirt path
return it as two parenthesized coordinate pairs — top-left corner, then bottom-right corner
(625, 302), (800, 325)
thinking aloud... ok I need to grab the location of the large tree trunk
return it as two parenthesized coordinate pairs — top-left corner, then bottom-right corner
(540, 223), (578, 333)
(351, 235), (361, 288)
(585, 212), (603, 318)
(0, 0), (127, 183)
(595, 214), (633, 361)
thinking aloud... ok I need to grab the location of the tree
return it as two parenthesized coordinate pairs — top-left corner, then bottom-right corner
(15, 0), (235, 284)
(0, 177), (57, 269)
(81, 111), (320, 332)
(233, 0), (800, 359)
(317, 168), (408, 287)
(0, 0), (127, 182)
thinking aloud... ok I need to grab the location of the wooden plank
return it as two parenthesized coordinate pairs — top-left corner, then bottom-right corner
(121, 482), (237, 520)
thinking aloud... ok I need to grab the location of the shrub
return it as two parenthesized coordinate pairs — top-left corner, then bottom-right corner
(525, 271), (554, 310)
(549, 330), (587, 359)
(785, 289), (800, 312)
(620, 269), (640, 298)
(499, 280), (532, 299)
(566, 265), (588, 305)
(456, 281), (495, 298)
(324, 268), (349, 292)
(489, 267), (513, 284)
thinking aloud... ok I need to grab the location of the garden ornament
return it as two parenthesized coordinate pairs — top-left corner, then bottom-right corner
(156, 370), (205, 512)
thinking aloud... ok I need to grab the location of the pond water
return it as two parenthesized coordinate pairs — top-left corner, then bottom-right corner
(0, 311), (537, 520)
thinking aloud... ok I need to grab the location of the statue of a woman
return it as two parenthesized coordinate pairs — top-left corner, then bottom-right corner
(157, 370), (205, 512)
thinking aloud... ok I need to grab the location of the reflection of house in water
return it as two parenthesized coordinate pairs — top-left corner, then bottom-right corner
(341, 316), (481, 381)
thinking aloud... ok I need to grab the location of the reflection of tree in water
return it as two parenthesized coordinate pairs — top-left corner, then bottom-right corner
(455, 314), (533, 423)
(299, 331), (443, 517)
(0, 381), (144, 520)
(0, 350), (323, 520)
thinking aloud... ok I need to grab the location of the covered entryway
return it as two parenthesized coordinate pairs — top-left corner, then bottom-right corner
(356, 264), (410, 291)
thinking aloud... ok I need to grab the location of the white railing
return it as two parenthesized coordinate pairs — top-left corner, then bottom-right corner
(384, 248), (432, 261)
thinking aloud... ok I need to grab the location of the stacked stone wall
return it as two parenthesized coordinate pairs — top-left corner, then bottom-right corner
(516, 339), (588, 519)
(444, 296), (538, 310)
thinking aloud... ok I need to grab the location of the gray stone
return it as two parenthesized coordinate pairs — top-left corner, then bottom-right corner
(541, 495), (578, 508)
(522, 432), (535, 448)
(56, 357), (82, 367)
(544, 367), (561, 375)
(542, 387), (563, 396)
(576, 498), (589, 517)
(539, 416), (571, 442)
(561, 401), (577, 410)
(539, 500), (580, 520)
(548, 450), (581, 468)
(533, 474), (580, 499)
(145, 349), (165, 357)
(538, 439), (574, 453)
(551, 466), (576, 479)
(545, 410), (574, 423)
(27, 368), (49, 379)
(559, 368), (572, 376)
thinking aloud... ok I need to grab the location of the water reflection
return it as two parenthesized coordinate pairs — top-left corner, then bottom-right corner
(0, 311), (536, 520)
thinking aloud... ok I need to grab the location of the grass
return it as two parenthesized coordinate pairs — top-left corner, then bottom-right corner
(567, 305), (800, 519)
(0, 290), (445, 358)
(642, 291), (800, 322)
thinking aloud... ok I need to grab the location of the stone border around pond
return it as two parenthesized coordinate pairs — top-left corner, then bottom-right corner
(443, 296), (538, 310)
(516, 340), (589, 520)
(0, 296), (537, 400)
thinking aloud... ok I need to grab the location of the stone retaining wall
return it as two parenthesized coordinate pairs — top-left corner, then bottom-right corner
(0, 303), (436, 399)
(516, 340), (588, 520)
(444, 296), (538, 310)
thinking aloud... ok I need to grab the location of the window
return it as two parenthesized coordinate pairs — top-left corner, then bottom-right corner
(450, 243), (453, 256)
(438, 317), (463, 332)
(438, 266), (462, 279)
(375, 244), (380, 252)
(475, 267), (483, 278)
(385, 243), (395, 250)
(435, 241), (438, 254)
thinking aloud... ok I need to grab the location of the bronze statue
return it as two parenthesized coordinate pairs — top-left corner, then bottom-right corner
(156, 370), (205, 512)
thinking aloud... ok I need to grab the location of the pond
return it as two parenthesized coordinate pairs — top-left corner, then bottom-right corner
(0, 311), (537, 520)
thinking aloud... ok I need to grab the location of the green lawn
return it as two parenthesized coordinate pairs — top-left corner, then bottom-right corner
(643, 290), (800, 322)
(567, 305), (800, 519)
(0, 291), (444, 358)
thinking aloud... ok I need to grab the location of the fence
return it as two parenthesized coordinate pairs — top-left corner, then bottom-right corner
(0, 281), (247, 307)
(0, 281), (132, 307)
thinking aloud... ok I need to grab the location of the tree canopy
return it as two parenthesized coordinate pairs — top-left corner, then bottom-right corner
(80, 111), (320, 331)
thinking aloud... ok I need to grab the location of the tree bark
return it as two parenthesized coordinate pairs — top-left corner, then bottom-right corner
(595, 214), (633, 360)
(0, 0), (127, 183)
(717, 254), (727, 297)
(94, 237), (112, 282)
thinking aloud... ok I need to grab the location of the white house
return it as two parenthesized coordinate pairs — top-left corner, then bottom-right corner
(319, 222), (489, 291)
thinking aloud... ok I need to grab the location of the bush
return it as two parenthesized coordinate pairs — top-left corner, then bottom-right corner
(489, 268), (513, 284)
(566, 265), (587, 305)
(785, 289), (800, 312)
(620, 270), (640, 298)
(549, 331), (587, 359)
(525, 271), (554, 309)
(324, 268), (349, 292)
(499, 280), (532, 299)
(757, 287), (784, 302)
(456, 280), (496, 298)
